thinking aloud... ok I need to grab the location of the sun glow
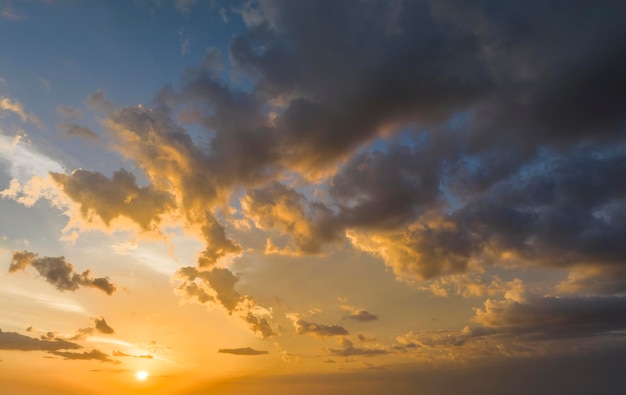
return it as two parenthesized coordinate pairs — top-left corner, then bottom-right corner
(136, 371), (149, 381)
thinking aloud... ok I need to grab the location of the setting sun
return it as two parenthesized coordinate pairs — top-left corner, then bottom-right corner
(136, 371), (149, 381)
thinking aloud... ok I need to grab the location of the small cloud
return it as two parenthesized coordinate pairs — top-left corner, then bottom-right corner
(178, 29), (191, 56)
(328, 338), (387, 357)
(112, 350), (153, 359)
(85, 89), (118, 114)
(0, 96), (43, 128)
(0, 6), (20, 21)
(219, 7), (228, 23)
(357, 334), (377, 342)
(57, 105), (82, 120)
(289, 316), (349, 337)
(218, 347), (269, 356)
(49, 349), (120, 364)
(345, 309), (379, 322)
(93, 317), (114, 334)
(58, 124), (100, 141)
(25, 326), (33, 333)
(174, 0), (196, 14)
(244, 312), (275, 338)
(0, 329), (81, 351)
(38, 77), (51, 91)
(69, 327), (94, 341)
(9, 250), (117, 295)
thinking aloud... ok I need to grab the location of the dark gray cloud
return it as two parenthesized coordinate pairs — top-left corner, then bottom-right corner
(473, 295), (626, 340)
(218, 347), (269, 356)
(291, 319), (349, 337)
(49, 349), (119, 364)
(9, 251), (117, 295)
(0, 329), (81, 351)
(93, 317), (114, 335)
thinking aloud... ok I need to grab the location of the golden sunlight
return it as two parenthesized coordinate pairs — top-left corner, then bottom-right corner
(136, 371), (149, 381)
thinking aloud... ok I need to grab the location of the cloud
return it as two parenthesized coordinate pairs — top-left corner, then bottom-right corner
(179, 29), (191, 56)
(49, 349), (120, 364)
(243, 312), (275, 338)
(0, 96), (43, 128)
(473, 294), (626, 340)
(289, 316), (349, 337)
(8, 250), (117, 295)
(0, 6), (20, 21)
(68, 327), (94, 341)
(174, 266), (275, 337)
(112, 350), (153, 358)
(242, 182), (339, 255)
(0, 134), (65, 181)
(85, 89), (118, 113)
(93, 317), (114, 334)
(328, 338), (387, 357)
(50, 169), (174, 232)
(417, 274), (516, 298)
(57, 106), (82, 120)
(174, 0), (196, 14)
(218, 347), (269, 356)
(345, 310), (378, 322)
(0, 329), (81, 351)
(57, 124), (99, 141)
(219, 7), (229, 23)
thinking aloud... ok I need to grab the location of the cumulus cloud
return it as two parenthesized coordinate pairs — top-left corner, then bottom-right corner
(7, 1), (626, 358)
(242, 182), (338, 255)
(50, 169), (174, 231)
(9, 251), (117, 295)
(0, 329), (81, 351)
(218, 347), (269, 356)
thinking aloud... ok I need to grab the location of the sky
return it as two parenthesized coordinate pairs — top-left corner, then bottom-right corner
(1, 1), (626, 394)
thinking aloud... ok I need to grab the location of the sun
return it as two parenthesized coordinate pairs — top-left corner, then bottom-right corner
(136, 370), (149, 381)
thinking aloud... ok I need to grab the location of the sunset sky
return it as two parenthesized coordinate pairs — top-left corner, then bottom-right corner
(1, 1), (626, 394)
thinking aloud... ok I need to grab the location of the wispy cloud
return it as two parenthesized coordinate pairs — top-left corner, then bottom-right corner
(218, 347), (268, 356)
(0, 96), (43, 128)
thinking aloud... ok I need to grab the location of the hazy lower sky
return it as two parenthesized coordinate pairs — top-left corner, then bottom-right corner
(1, 1), (626, 394)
